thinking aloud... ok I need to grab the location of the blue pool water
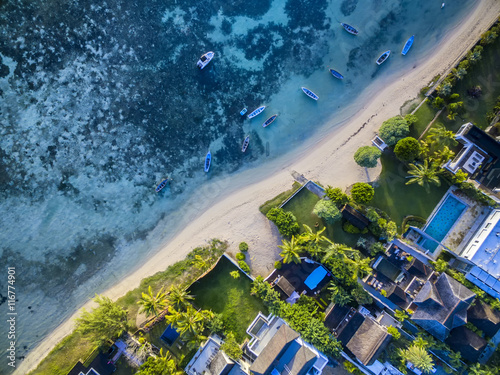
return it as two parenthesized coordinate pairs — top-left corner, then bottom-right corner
(418, 194), (467, 252)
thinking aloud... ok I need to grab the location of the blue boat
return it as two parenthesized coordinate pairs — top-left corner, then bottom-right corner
(242, 136), (250, 152)
(301, 87), (319, 100)
(204, 151), (211, 172)
(341, 23), (359, 35)
(402, 35), (414, 56)
(247, 105), (266, 119)
(329, 68), (344, 80)
(155, 178), (169, 193)
(240, 108), (247, 116)
(262, 114), (278, 128)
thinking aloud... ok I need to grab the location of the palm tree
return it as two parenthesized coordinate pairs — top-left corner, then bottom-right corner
(426, 125), (457, 149)
(167, 285), (194, 311)
(278, 236), (302, 264)
(452, 67), (467, 80)
(403, 345), (435, 373)
(406, 160), (441, 193)
(299, 225), (327, 259)
(175, 305), (205, 337)
(322, 243), (359, 263)
(329, 284), (352, 306)
(137, 286), (168, 317)
(193, 254), (209, 271)
(350, 257), (372, 278)
(430, 146), (455, 165)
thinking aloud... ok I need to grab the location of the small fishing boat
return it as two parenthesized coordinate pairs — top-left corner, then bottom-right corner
(402, 36), (414, 56)
(197, 51), (214, 69)
(155, 178), (169, 193)
(240, 108), (247, 116)
(247, 106), (266, 119)
(341, 23), (359, 35)
(301, 87), (319, 100)
(441, 2), (445, 8)
(329, 68), (344, 80)
(262, 114), (278, 128)
(376, 50), (391, 65)
(242, 136), (250, 152)
(204, 151), (211, 172)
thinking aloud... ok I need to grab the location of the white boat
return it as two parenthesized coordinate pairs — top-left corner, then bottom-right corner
(441, 3), (445, 8)
(376, 50), (391, 65)
(197, 51), (214, 69)
(247, 106), (266, 119)
(301, 87), (319, 100)
(242, 136), (250, 152)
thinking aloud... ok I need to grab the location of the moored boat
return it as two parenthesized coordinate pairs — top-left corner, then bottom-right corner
(376, 50), (391, 65)
(301, 87), (319, 100)
(240, 108), (247, 116)
(341, 23), (359, 35)
(155, 178), (169, 193)
(262, 114), (278, 128)
(247, 106), (266, 119)
(402, 36), (414, 56)
(329, 68), (344, 80)
(197, 51), (214, 69)
(242, 136), (250, 152)
(204, 151), (211, 172)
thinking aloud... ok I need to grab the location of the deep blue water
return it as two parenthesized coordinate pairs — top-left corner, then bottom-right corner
(0, 0), (476, 372)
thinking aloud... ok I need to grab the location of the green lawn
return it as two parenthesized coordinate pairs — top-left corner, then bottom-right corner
(113, 357), (137, 375)
(370, 153), (449, 228)
(281, 187), (360, 247)
(188, 256), (268, 342)
(410, 101), (438, 138)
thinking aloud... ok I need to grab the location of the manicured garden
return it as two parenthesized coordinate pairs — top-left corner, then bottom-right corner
(188, 256), (268, 342)
(409, 101), (438, 138)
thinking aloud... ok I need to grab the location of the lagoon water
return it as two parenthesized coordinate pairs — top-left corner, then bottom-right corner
(0, 0), (475, 372)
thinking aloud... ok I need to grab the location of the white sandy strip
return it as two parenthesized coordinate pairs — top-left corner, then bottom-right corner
(16, 1), (500, 374)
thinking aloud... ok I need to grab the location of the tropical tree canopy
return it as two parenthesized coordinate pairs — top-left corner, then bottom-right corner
(354, 146), (382, 168)
(406, 160), (441, 192)
(75, 294), (128, 346)
(278, 236), (302, 264)
(426, 124), (457, 149)
(401, 345), (435, 373)
(329, 284), (352, 306)
(379, 116), (410, 146)
(350, 182), (375, 204)
(266, 207), (300, 237)
(325, 186), (349, 207)
(167, 285), (194, 311)
(220, 332), (243, 360)
(313, 199), (342, 224)
(394, 137), (421, 162)
(138, 286), (168, 317)
(136, 349), (183, 375)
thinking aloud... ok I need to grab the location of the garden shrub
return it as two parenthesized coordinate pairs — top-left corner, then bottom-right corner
(354, 146), (382, 168)
(238, 260), (250, 274)
(343, 222), (368, 234)
(313, 200), (342, 224)
(350, 183), (375, 204)
(239, 242), (248, 252)
(394, 137), (421, 162)
(370, 242), (386, 256)
(379, 116), (410, 146)
(236, 252), (246, 261)
(457, 182), (496, 206)
(325, 186), (349, 207)
(266, 207), (300, 237)
(274, 261), (282, 270)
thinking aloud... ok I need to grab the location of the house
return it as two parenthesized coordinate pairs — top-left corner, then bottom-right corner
(341, 205), (370, 230)
(467, 301), (500, 337)
(67, 352), (115, 375)
(443, 122), (500, 191)
(410, 273), (476, 341)
(445, 326), (488, 362)
(185, 336), (248, 375)
(246, 312), (328, 375)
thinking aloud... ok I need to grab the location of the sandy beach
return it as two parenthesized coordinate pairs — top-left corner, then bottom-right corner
(16, 1), (500, 374)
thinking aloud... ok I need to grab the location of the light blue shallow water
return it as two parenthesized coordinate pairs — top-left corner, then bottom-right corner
(419, 194), (467, 252)
(0, 0), (477, 370)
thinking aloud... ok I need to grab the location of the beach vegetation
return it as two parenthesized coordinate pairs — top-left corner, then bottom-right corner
(266, 207), (300, 237)
(274, 260), (282, 269)
(138, 286), (168, 318)
(237, 260), (250, 273)
(432, 96), (445, 109)
(354, 146), (382, 168)
(394, 137), (421, 162)
(235, 252), (245, 261)
(313, 199), (342, 223)
(451, 67), (467, 81)
(437, 81), (453, 97)
(481, 29), (498, 45)
(259, 181), (302, 215)
(220, 332), (243, 360)
(467, 45), (484, 65)
(278, 236), (302, 264)
(136, 349), (182, 375)
(75, 295), (128, 347)
(325, 186), (349, 207)
(379, 116), (410, 146)
(239, 242), (248, 252)
(350, 182), (375, 204)
(166, 305), (213, 350)
(406, 160), (441, 193)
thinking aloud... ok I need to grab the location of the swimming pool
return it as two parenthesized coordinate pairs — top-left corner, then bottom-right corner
(418, 194), (467, 252)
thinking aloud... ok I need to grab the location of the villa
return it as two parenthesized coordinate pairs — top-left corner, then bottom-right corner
(443, 123), (500, 192)
(67, 352), (115, 375)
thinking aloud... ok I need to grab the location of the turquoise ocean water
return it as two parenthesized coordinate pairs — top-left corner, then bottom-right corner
(0, 0), (476, 371)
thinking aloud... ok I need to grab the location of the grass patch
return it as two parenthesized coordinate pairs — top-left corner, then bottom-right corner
(188, 256), (267, 342)
(370, 153), (449, 228)
(113, 356), (137, 375)
(259, 181), (302, 215)
(409, 100), (438, 138)
(29, 332), (96, 375)
(282, 187), (359, 247)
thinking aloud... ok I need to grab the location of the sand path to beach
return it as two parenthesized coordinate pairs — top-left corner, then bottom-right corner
(16, 1), (500, 374)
